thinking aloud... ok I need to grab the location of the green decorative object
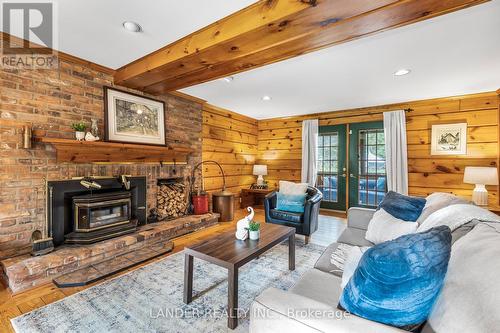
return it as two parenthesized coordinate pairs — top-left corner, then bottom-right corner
(248, 221), (260, 231)
(248, 221), (260, 240)
(71, 122), (87, 141)
(71, 122), (87, 132)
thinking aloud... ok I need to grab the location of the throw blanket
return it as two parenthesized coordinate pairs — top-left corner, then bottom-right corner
(428, 222), (500, 332)
(417, 204), (500, 233)
(330, 243), (354, 273)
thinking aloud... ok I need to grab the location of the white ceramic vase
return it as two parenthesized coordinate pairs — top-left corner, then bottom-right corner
(249, 230), (260, 240)
(75, 131), (85, 141)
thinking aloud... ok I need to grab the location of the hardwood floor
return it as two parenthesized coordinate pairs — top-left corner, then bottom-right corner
(0, 208), (345, 332)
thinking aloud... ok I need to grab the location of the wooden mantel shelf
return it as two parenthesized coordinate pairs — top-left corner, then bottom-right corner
(34, 137), (193, 164)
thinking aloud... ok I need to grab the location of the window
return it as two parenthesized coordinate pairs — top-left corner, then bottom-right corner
(317, 132), (339, 203)
(357, 129), (386, 206)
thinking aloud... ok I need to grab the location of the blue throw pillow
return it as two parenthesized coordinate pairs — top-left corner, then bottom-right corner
(276, 192), (306, 213)
(339, 226), (452, 328)
(378, 191), (426, 222)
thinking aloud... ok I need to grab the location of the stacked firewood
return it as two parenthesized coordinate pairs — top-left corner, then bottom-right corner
(157, 182), (187, 219)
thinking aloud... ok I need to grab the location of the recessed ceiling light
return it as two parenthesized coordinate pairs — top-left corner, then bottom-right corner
(262, 95), (272, 101)
(394, 69), (411, 76)
(123, 21), (142, 33)
(222, 76), (234, 83)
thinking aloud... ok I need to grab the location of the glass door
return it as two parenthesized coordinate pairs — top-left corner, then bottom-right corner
(316, 125), (347, 210)
(348, 122), (387, 208)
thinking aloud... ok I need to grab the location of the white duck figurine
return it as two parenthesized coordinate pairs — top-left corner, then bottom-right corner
(235, 207), (255, 241)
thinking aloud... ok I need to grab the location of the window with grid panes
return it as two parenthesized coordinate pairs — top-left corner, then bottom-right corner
(317, 132), (339, 202)
(358, 129), (387, 206)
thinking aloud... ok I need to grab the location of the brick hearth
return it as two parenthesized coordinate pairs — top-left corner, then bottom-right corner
(1, 213), (219, 294)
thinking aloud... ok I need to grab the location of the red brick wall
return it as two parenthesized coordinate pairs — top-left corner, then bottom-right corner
(0, 60), (202, 259)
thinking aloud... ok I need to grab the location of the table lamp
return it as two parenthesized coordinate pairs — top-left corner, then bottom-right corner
(253, 165), (267, 186)
(463, 166), (498, 206)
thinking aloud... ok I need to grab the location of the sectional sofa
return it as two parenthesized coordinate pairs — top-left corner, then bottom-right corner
(250, 204), (485, 333)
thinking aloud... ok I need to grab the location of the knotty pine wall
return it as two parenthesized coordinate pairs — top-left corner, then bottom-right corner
(202, 104), (258, 204)
(257, 92), (500, 206)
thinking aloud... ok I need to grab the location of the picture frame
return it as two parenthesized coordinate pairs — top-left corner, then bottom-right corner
(431, 122), (467, 155)
(104, 86), (166, 146)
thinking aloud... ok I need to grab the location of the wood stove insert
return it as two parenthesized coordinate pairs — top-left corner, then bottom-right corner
(47, 176), (146, 247)
(66, 191), (137, 244)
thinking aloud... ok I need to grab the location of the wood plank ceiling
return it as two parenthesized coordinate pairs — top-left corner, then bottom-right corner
(114, 0), (489, 94)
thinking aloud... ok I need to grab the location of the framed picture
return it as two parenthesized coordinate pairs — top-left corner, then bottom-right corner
(104, 87), (166, 145)
(431, 122), (467, 155)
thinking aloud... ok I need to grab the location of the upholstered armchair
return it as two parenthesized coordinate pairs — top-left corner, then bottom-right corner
(264, 186), (322, 244)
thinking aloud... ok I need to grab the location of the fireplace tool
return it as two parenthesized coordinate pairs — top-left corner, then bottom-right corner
(31, 179), (54, 256)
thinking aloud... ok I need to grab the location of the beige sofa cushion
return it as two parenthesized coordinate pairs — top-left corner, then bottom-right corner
(337, 227), (373, 247)
(291, 269), (343, 306)
(251, 287), (407, 333)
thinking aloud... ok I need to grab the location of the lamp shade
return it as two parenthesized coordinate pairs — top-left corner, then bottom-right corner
(253, 164), (267, 176)
(463, 167), (499, 185)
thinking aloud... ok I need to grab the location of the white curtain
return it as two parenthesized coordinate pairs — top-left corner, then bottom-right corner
(301, 119), (319, 186)
(383, 110), (408, 194)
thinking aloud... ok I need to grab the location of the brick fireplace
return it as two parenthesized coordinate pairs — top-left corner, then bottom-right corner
(0, 58), (204, 261)
(0, 57), (224, 293)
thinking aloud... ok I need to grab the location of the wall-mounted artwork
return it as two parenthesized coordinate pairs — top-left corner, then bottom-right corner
(431, 122), (467, 155)
(104, 87), (166, 145)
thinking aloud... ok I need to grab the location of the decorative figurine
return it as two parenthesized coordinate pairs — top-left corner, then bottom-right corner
(90, 118), (99, 138)
(235, 206), (254, 241)
(84, 132), (100, 141)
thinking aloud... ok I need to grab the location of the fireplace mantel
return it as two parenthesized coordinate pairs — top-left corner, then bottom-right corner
(35, 137), (193, 164)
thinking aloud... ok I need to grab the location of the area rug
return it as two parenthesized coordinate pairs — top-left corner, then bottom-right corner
(12, 241), (325, 333)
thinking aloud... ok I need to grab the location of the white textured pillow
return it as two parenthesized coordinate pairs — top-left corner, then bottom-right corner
(279, 180), (308, 195)
(416, 192), (471, 225)
(417, 204), (500, 233)
(341, 246), (370, 289)
(365, 209), (418, 244)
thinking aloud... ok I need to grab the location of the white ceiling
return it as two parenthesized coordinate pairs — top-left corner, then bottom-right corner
(182, 1), (500, 119)
(3, 1), (499, 119)
(1, 0), (255, 69)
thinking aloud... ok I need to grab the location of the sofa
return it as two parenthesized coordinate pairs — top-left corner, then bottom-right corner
(250, 205), (485, 333)
(264, 186), (322, 244)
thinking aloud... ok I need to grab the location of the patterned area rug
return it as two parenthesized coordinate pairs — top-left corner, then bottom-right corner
(12, 241), (325, 333)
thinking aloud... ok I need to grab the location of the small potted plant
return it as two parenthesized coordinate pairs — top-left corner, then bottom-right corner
(248, 221), (260, 240)
(71, 122), (87, 141)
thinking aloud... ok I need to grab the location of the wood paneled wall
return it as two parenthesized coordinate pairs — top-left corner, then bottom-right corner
(257, 92), (500, 205)
(202, 104), (258, 202)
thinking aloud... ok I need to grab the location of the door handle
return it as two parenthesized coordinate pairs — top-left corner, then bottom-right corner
(350, 173), (357, 178)
(341, 174), (346, 178)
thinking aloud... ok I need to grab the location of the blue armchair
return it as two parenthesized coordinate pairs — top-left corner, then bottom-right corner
(264, 186), (322, 244)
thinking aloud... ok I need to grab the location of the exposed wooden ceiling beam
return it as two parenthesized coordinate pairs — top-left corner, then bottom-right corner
(114, 0), (489, 94)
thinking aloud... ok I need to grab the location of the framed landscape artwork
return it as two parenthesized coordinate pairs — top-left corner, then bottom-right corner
(104, 87), (166, 145)
(431, 122), (467, 155)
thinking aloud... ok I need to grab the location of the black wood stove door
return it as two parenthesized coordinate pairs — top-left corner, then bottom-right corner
(47, 176), (146, 246)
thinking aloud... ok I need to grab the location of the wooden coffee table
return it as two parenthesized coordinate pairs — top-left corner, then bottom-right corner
(183, 223), (295, 329)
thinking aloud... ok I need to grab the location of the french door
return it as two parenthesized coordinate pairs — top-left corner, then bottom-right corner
(316, 125), (346, 210)
(316, 121), (387, 211)
(348, 122), (387, 208)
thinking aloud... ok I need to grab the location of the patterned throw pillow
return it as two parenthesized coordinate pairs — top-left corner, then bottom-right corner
(339, 226), (452, 329)
(276, 192), (307, 213)
(378, 191), (426, 222)
(278, 180), (308, 195)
